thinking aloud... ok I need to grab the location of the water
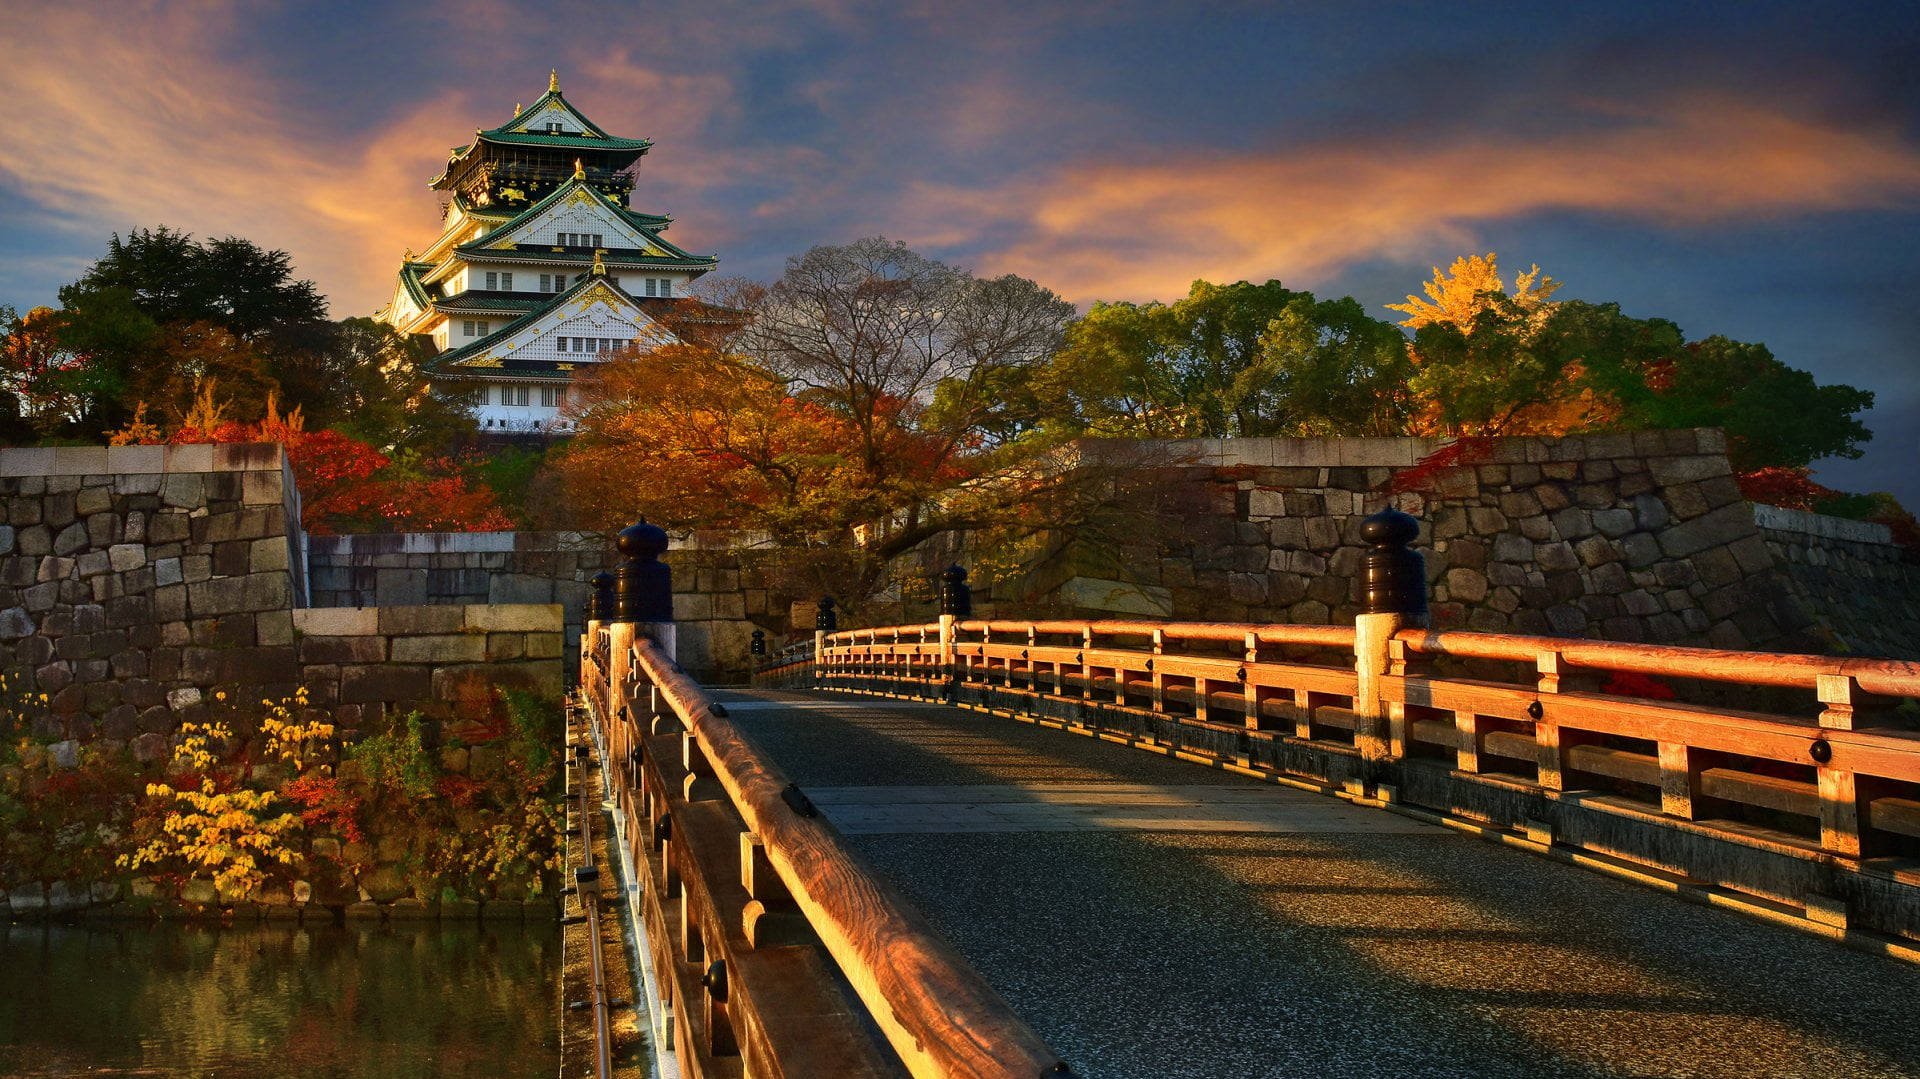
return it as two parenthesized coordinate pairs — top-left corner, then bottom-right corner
(0, 920), (560, 1078)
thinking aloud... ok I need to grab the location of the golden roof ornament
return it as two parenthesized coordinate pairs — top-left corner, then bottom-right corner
(514, 102), (522, 116)
(573, 158), (585, 180)
(591, 249), (606, 276)
(549, 69), (560, 93)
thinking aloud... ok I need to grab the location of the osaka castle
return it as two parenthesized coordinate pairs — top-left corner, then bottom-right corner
(377, 71), (720, 432)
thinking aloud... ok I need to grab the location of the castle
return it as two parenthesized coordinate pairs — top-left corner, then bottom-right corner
(377, 72), (719, 432)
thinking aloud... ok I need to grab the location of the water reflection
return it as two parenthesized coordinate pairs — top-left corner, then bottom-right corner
(0, 920), (559, 1078)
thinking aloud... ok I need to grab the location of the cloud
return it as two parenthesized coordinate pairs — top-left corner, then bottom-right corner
(0, 2), (767, 315)
(909, 96), (1920, 303)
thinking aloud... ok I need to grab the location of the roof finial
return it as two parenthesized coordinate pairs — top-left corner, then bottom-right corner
(591, 249), (606, 277)
(549, 68), (560, 93)
(573, 157), (585, 180)
(514, 101), (522, 116)
(404, 246), (415, 260)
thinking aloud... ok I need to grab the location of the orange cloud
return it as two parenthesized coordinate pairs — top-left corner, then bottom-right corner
(0, 3), (754, 315)
(911, 97), (1920, 303)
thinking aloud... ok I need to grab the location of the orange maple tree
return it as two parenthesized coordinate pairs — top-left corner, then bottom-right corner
(116, 385), (510, 534)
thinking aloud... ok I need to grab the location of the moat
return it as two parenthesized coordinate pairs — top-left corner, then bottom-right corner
(0, 921), (559, 1078)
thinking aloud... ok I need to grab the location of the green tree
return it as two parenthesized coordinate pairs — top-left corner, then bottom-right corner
(1033, 280), (1408, 438)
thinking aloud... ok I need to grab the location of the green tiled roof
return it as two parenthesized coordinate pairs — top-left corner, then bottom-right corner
(398, 262), (435, 308)
(451, 176), (714, 266)
(426, 271), (656, 373)
(484, 89), (615, 139)
(477, 130), (651, 152)
(431, 292), (548, 314)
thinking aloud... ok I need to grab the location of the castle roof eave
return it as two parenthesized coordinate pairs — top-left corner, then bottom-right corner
(424, 270), (660, 374)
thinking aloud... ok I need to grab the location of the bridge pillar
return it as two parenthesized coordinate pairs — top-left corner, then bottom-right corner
(1355, 508), (1429, 768)
(939, 566), (969, 698)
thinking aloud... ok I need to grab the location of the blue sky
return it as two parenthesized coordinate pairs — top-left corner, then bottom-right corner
(0, 1), (1914, 500)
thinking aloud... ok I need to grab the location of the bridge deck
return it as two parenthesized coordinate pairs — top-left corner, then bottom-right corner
(715, 688), (1920, 1079)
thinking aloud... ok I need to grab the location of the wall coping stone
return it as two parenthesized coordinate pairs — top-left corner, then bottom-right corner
(1067, 429), (1727, 471)
(0, 442), (289, 476)
(1753, 503), (1896, 546)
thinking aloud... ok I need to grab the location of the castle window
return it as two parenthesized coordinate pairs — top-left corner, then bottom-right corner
(557, 337), (569, 352)
(462, 320), (475, 337)
(540, 386), (558, 407)
(484, 272), (497, 290)
(546, 122), (562, 134)
(476, 321), (491, 336)
(592, 234), (603, 248)
(644, 278), (656, 297)
(500, 272), (513, 291)
(659, 278), (672, 297)
(539, 274), (550, 292)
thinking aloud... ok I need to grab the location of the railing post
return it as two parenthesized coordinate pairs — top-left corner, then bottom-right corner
(1355, 507), (1428, 768)
(814, 596), (836, 686)
(615, 519), (676, 661)
(939, 566), (967, 700)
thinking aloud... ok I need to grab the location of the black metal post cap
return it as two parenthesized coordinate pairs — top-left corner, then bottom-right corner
(616, 519), (669, 560)
(1360, 506), (1420, 547)
(815, 596), (837, 631)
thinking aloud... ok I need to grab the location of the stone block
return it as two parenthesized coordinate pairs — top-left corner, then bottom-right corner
(463, 604), (562, 632)
(373, 568), (428, 605)
(524, 632), (563, 659)
(485, 633), (526, 661)
(1059, 576), (1174, 617)
(340, 665), (433, 704)
(242, 572), (290, 612)
(160, 473), (204, 509)
(392, 634), (488, 664)
(256, 610), (294, 646)
(1656, 503), (1755, 559)
(376, 605), (464, 635)
(299, 634), (386, 664)
(52, 522), (88, 556)
(295, 607), (380, 636)
(242, 470), (283, 506)
(107, 543), (145, 572)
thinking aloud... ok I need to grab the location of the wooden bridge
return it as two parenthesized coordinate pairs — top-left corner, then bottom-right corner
(572, 598), (1920, 1078)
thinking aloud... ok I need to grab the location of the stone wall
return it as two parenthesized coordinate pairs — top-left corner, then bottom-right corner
(306, 531), (773, 681)
(950, 431), (1920, 659)
(291, 603), (564, 735)
(0, 444), (304, 743)
(1754, 504), (1920, 660)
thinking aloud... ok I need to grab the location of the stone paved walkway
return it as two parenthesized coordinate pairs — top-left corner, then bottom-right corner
(715, 689), (1920, 1079)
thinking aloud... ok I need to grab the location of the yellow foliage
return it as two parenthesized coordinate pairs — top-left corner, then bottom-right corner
(179, 377), (231, 432)
(108, 402), (166, 446)
(1387, 253), (1562, 329)
(117, 718), (302, 899)
(260, 687), (331, 771)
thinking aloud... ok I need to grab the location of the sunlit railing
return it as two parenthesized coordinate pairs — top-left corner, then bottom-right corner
(814, 617), (1920, 905)
(579, 622), (1067, 1079)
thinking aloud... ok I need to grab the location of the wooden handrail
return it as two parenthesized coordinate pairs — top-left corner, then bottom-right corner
(813, 616), (1920, 866)
(1396, 629), (1920, 696)
(632, 640), (1063, 1079)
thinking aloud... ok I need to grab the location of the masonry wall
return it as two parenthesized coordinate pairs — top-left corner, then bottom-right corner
(0, 444), (304, 745)
(291, 603), (564, 734)
(305, 531), (774, 681)
(950, 430), (1920, 660)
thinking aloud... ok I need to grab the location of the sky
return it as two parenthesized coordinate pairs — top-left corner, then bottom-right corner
(0, 0), (1915, 501)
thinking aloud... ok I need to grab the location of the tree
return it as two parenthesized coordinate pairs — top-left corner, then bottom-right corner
(1388, 253), (1561, 330)
(551, 240), (1148, 613)
(744, 238), (1075, 474)
(1033, 280), (1410, 438)
(60, 227), (326, 338)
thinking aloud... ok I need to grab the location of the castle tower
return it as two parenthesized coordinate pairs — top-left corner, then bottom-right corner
(378, 71), (719, 433)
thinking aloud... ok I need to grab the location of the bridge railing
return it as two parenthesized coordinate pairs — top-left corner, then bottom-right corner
(580, 618), (1067, 1079)
(817, 617), (1920, 860)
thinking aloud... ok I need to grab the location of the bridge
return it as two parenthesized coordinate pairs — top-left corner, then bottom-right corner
(568, 517), (1920, 1079)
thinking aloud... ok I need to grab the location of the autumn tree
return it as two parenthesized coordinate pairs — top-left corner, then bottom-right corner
(1387, 253), (1562, 330)
(550, 239), (1153, 612)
